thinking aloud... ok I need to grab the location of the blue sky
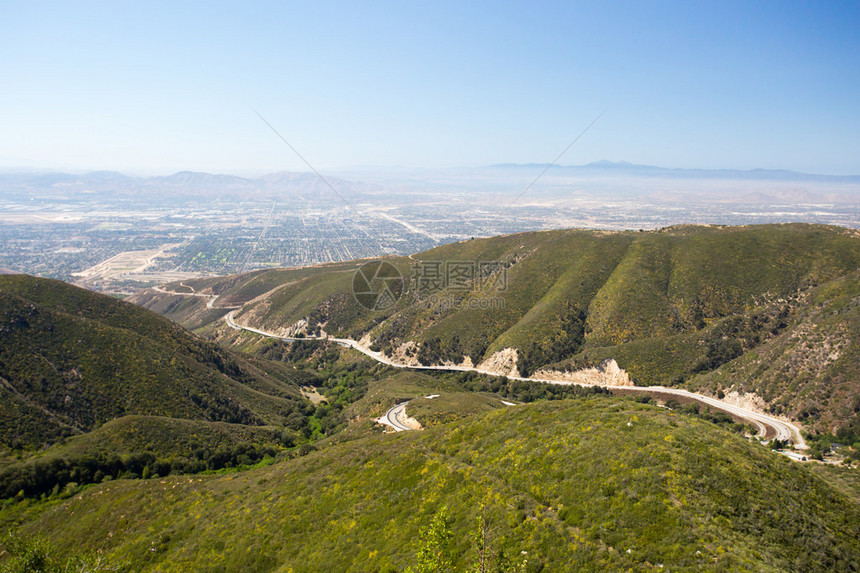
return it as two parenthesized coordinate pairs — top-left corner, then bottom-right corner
(1, 1), (858, 174)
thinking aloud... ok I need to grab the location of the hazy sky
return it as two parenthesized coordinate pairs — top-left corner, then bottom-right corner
(1, 1), (858, 175)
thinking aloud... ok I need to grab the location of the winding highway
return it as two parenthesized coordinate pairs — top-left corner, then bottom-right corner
(151, 285), (240, 310)
(157, 287), (806, 447)
(378, 402), (414, 432)
(225, 310), (804, 446)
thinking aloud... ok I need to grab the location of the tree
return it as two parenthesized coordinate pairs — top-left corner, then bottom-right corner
(409, 506), (454, 573)
(469, 514), (491, 573)
(405, 507), (534, 573)
(467, 511), (529, 573)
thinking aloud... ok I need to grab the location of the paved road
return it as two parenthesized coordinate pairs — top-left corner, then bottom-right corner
(156, 287), (806, 446)
(225, 310), (805, 446)
(152, 286), (240, 310)
(378, 402), (413, 432)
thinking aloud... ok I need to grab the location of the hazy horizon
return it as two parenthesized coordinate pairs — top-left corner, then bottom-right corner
(2, 159), (860, 180)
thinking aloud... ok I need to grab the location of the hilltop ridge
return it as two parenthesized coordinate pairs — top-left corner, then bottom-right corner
(137, 223), (860, 433)
(0, 274), (310, 450)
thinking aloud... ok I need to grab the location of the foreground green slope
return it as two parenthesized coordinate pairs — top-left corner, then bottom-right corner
(137, 224), (859, 431)
(2, 397), (858, 571)
(0, 275), (308, 450)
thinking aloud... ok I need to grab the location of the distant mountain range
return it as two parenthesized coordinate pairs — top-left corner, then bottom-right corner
(4, 161), (859, 190)
(1, 162), (857, 204)
(489, 160), (860, 183)
(0, 169), (383, 202)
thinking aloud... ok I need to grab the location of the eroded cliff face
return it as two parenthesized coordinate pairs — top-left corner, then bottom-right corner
(387, 341), (421, 367)
(532, 359), (634, 387)
(476, 348), (521, 378)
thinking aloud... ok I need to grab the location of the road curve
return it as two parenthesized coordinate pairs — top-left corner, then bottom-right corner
(378, 402), (413, 432)
(153, 287), (806, 446)
(223, 310), (805, 447)
(151, 286), (240, 310)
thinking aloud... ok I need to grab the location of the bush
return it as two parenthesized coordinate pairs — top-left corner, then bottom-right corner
(0, 530), (126, 572)
(0, 442), (285, 500)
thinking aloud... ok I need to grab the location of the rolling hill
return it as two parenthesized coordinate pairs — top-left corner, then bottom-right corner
(0, 274), (315, 453)
(2, 234), (860, 571)
(135, 223), (860, 433)
(1, 395), (859, 571)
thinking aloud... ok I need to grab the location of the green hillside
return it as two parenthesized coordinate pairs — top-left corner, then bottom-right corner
(1, 276), (420, 502)
(137, 224), (859, 432)
(0, 275), (317, 453)
(685, 270), (860, 431)
(12, 415), (290, 460)
(2, 396), (858, 571)
(3, 262), (860, 571)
